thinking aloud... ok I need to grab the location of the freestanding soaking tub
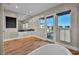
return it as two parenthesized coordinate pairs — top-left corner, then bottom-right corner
(29, 44), (72, 55)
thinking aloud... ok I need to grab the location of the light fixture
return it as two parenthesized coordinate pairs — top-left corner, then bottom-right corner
(29, 11), (32, 14)
(15, 5), (18, 8)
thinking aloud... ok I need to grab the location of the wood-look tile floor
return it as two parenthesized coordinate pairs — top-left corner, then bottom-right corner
(4, 36), (53, 55)
(68, 48), (79, 55)
(4, 36), (79, 55)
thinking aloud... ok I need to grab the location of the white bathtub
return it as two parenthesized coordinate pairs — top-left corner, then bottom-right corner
(29, 44), (72, 55)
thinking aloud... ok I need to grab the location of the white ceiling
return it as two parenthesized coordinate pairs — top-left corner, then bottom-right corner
(4, 3), (61, 20)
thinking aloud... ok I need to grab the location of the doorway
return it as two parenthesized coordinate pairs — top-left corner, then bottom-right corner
(57, 10), (71, 43)
(46, 16), (54, 40)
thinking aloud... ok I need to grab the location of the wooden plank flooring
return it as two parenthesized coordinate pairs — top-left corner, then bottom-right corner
(4, 36), (52, 55)
(4, 36), (79, 55)
(68, 48), (79, 55)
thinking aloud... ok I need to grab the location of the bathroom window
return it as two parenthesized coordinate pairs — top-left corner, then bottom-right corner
(39, 18), (45, 28)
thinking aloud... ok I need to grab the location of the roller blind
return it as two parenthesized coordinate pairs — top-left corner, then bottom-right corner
(56, 10), (71, 16)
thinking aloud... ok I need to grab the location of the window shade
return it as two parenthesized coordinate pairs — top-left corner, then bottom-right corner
(39, 17), (44, 20)
(56, 10), (71, 16)
(46, 15), (53, 19)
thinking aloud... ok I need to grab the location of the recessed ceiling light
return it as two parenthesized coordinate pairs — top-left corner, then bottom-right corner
(29, 11), (32, 14)
(15, 6), (18, 8)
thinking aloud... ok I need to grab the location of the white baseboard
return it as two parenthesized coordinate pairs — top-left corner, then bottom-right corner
(4, 35), (55, 43)
(3, 35), (50, 42)
(4, 35), (38, 42)
(55, 42), (79, 51)
(32, 35), (55, 42)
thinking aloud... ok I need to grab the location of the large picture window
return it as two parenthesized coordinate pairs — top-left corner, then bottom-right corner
(46, 16), (54, 32)
(39, 18), (45, 28)
(57, 10), (71, 43)
(46, 16), (54, 39)
(57, 10), (71, 29)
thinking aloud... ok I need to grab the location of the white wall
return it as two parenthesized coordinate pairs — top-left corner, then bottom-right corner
(3, 10), (19, 40)
(0, 3), (3, 55)
(77, 7), (79, 50)
(18, 21), (23, 30)
(28, 17), (47, 38)
(25, 4), (79, 50)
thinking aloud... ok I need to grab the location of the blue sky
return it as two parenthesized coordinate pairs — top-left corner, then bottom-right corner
(47, 17), (54, 26)
(47, 14), (70, 27)
(58, 14), (70, 27)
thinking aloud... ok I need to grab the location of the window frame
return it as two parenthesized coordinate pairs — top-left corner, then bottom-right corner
(39, 17), (45, 28)
(57, 10), (71, 29)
